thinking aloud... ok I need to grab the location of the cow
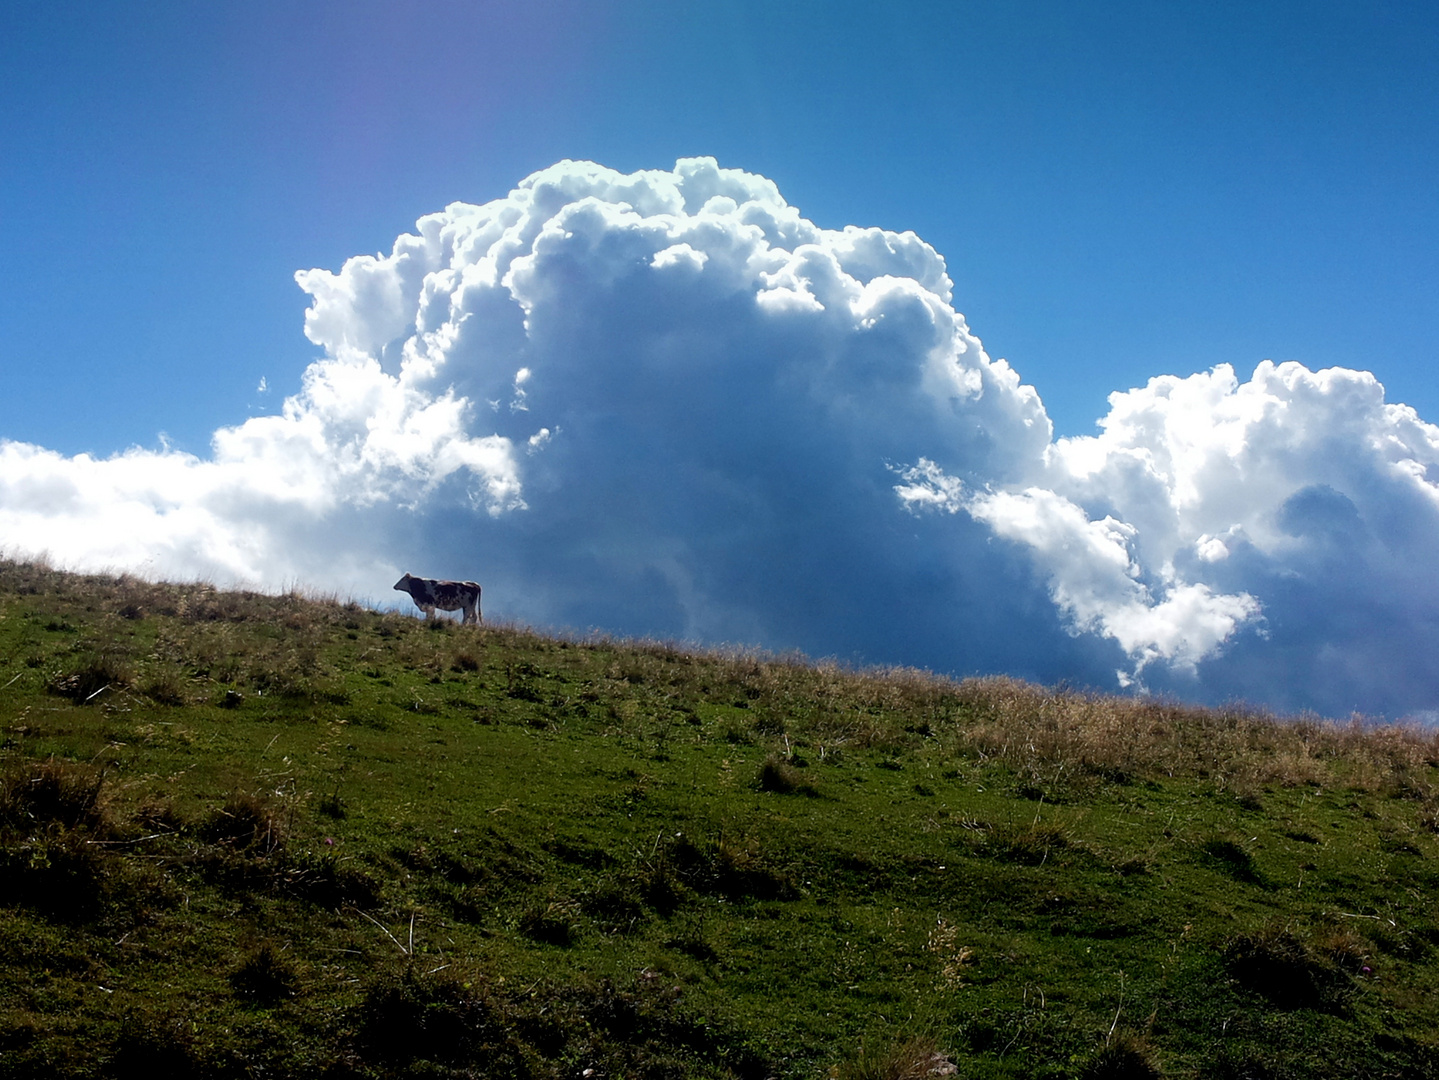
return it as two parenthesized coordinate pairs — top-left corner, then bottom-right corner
(393, 573), (482, 625)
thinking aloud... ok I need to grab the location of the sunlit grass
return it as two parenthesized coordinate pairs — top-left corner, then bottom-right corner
(1, 557), (1438, 1078)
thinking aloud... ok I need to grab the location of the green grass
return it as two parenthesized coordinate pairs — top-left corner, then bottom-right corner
(2, 557), (1439, 1078)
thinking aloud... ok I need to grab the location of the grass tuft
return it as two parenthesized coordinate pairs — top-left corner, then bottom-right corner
(202, 792), (285, 854)
(230, 942), (299, 1004)
(106, 1011), (200, 1080)
(0, 823), (113, 921)
(355, 968), (534, 1075)
(1223, 924), (1355, 1011)
(833, 1035), (956, 1080)
(47, 652), (131, 703)
(0, 759), (108, 832)
(139, 668), (189, 705)
(1080, 1032), (1163, 1079)
(519, 900), (579, 947)
(1199, 836), (1265, 885)
(317, 787), (346, 819)
(756, 754), (817, 796)
(288, 850), (382, 908)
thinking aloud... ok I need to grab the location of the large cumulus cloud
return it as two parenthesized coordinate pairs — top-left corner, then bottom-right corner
(2, 158), (1437, 718)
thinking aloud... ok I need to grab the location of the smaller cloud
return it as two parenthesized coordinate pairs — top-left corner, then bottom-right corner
(897, 358), (1439, 708)
(510, 368), (530, 413)
(650, 243), (708, 272)
(895, 460), (1261, 680)
(1194, 535), (1230, 563)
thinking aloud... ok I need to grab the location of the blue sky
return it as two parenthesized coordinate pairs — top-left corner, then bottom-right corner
(3, 2), (1438, 718)
(5, 1), (1436, 451)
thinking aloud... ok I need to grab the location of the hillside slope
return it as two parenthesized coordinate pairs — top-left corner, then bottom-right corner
(2, 559), (1438, 1079)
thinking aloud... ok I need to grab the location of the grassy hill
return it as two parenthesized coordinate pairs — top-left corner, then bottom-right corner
(2, 558), (1439, 1079)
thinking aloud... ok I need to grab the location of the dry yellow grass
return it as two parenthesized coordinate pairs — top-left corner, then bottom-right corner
(6, 554), (1435, 799)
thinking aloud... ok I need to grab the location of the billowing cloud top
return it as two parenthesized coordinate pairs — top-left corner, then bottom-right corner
(3, 158), (1438, 718)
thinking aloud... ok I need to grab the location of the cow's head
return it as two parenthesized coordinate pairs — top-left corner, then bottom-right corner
(393, 573), (414, 593)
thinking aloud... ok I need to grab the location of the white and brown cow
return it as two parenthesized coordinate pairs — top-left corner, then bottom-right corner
(393, 573), (482, 625)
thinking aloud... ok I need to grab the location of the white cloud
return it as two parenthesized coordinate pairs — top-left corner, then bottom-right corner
(3, 157), (1438, 717)
(898, 358), (1439, 703)
(894, 460), (1262, 680)
(0, 347), (524, 586)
